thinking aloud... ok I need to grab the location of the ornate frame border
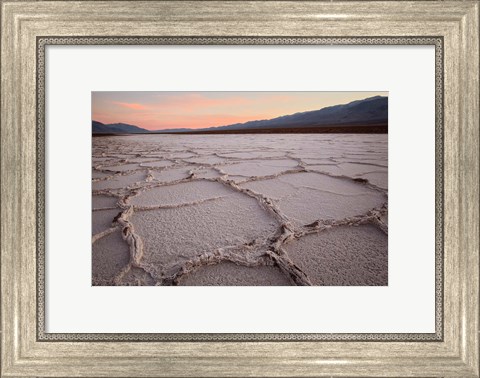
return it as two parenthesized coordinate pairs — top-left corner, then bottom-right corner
(35, 36), (444, 343)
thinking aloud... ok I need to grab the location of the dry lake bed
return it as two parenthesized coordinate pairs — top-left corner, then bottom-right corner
(92, 134), (388, 286)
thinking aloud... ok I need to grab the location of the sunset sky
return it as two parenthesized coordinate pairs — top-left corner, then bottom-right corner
(92, 91), (388, 131)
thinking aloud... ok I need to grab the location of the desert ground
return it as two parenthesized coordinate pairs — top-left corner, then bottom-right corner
(92, 134), (388, 286)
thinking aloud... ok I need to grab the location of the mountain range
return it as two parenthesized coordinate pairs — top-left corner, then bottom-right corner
(92, 121), (148, 134)
(92, 95), (388, 134)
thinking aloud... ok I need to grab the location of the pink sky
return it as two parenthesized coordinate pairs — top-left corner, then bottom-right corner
(92, 91), (387, 131)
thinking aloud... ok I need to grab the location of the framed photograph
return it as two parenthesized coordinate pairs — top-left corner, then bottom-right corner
(91, 91), (389, 288)
(1, 1), (478, 377)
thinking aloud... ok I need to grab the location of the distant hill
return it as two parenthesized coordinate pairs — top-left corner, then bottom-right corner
(210, 96), (388, 131)
(150, 128), (193, 133)
(92, 96), (388, 134)
(92, 121), (149, 134)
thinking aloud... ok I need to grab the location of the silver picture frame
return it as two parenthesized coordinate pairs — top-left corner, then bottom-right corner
(1, 2), (478, 376)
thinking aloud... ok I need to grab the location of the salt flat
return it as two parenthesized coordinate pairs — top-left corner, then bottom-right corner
(92, 134), (388, 286)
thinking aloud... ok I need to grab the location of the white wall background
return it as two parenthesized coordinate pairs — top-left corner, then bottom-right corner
(46, 45), (435, 333)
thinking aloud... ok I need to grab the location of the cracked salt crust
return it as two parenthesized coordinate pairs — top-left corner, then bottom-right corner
(359, 172), (388, 190)
(140, 160), (174, 168)
(92, 208), (121, 236)
(91, 134), (388, 286)
(131, 194), (279, 278)
(93, 171), (148, 191)
(241, 172), (386, 226)
(92, 231), (130, 286)
(218, 159), (299, 178)
(309, 162), (387, 177)
(218, 151), (286, 159)
(92, 195), (118, 210)
(102, 163), (143, 172)
(129, 180), (234, 208)
(150, 167), (193, 183)
(92, 169), (113, 180)
(184, 155), (228, 165)
(178, 261), (291, 286)
(192, 167), (223, 179)
(284, 225), (388, 286)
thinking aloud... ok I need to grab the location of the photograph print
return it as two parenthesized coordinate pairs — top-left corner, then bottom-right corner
(92, 91), (388, 286)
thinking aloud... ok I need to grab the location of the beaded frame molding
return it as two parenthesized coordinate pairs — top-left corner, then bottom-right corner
(36, 36), (444, 342)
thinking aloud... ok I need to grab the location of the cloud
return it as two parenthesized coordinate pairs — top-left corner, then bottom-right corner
(112, 102), (147, 110)
(153, 93), (251, 111)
